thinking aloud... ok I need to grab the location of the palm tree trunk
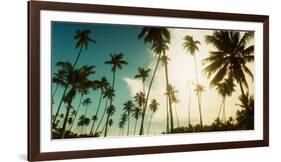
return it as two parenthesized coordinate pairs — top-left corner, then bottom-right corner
(134, 119), (138, 135)
(174, 105), (180, 128)
(52, 84), (59, 98)
(60, 92), (75, 138)
(127, 112), (131, 136)
(147, 114), (154, 134)
(104, 114), (110, 137)
(217, 97), (225, 120)
(188, 86), (192, 127)
(223, 98), (226, 124)
(166, 96), (170, 133)
(139, 54), (161, 135)
(69, 94), (84, 132)
(193, 55), (203, 129)
(89, 90), (103, 135)
(163, 53), (174, 132)
(84, 105), (88, 116)
(53, 45), (83, 127)
(52, 84), (69, 127)
(95, 99), (108, 134)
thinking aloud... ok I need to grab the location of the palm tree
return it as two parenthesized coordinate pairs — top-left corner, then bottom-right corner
(89, 115), (98, 135)
(104, 53), (128, 95)
(77, 115), (86, 135)
(204, 31), (254, 97)
(104, 105), (116, 137)
(134, 92), (146, 109)
(52, 70), (66, 98)
(118, 118), (125, 136)
(90, 77), (110, 135)
(138, 27), (170, 135)
(183, 35), (203, 128)
(123, 100), (134, 135)
(53, 29), (96, 127)
(60, 65), (95, 138)
(82, 97), (92, 116)
(107, 119), (114, 135)
(94, 87), (115, 134)
(216, 79), (235, 123)
(169, 85), (180, 128)
(147, 99), (159, 134)
(52, 61), (74, 127)
(132, 106), (142, 135)
(236, 93), (254, 129)
(160, 54), (174, 132)
(134, 67), (151, 94)
(73, 29), (96, 67)
(119, 113), (128, 136)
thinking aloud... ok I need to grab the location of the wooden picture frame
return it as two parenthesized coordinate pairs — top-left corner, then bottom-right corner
(28, 1), (269, 161)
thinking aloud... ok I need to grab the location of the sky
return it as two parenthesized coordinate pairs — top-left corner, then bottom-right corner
(51, 21), (254, 137)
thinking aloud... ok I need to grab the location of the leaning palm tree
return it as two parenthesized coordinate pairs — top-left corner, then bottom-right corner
(123, 100), (134, 135)
(138, 27), (170, 135)
(90, 76), (110, 135)
(183, 35), (203, 128)
(94, 87), (115, 134)
(216, 78), (235, 123)
(134, 67), (151, 94)
(104, 105), (116, 137)
(82, 97), (92, 116)
(161, 54), (174, 132)
(132, 106), (142, 135)
(147, 99), (160, 134)
(60, 65), (96, 138)
(53, 30), (96, 127)
(204, 31), (254, 97)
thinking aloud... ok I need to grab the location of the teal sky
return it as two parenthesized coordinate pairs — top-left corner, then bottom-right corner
(51, 21), (157, 136)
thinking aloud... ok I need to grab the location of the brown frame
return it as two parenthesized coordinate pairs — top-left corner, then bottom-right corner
(28, 1), (269, 161)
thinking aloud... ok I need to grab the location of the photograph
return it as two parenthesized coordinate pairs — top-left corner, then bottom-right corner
(51, 22), (255, 139)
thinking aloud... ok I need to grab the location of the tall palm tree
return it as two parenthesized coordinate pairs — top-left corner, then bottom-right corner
(89, 115), (98, 135)
(123, 100), (134, 136)
(138, 27), (170, 135)
(134, 67), (151, 94)
(52, 70), (66, 98)
(60, 65), (95, 138)
(104, 53), (128, 95)
(169, 85), (180, 127)
(104, 105), (116, 137)
(147, 99), (159, 134)
(216, 79), (235, 123)
(132, 106), (142, 135)
(82, 97), (92, 116)
(94, 87), (115, 134)
(53, 29), (96, 127)
(161, 53), (174, 132)
(183, 35), (203, 128)
(90, 76), (110, 135)
(204, 31), (254, 97)
(73, 29), (96, 67)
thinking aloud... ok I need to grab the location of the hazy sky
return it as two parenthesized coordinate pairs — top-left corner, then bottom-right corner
(51, 22), (254, 137)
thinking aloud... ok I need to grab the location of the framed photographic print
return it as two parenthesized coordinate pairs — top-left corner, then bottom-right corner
(28, 1), (269, 161)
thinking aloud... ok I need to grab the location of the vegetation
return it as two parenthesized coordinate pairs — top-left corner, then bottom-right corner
(52, 26), (255, 139)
